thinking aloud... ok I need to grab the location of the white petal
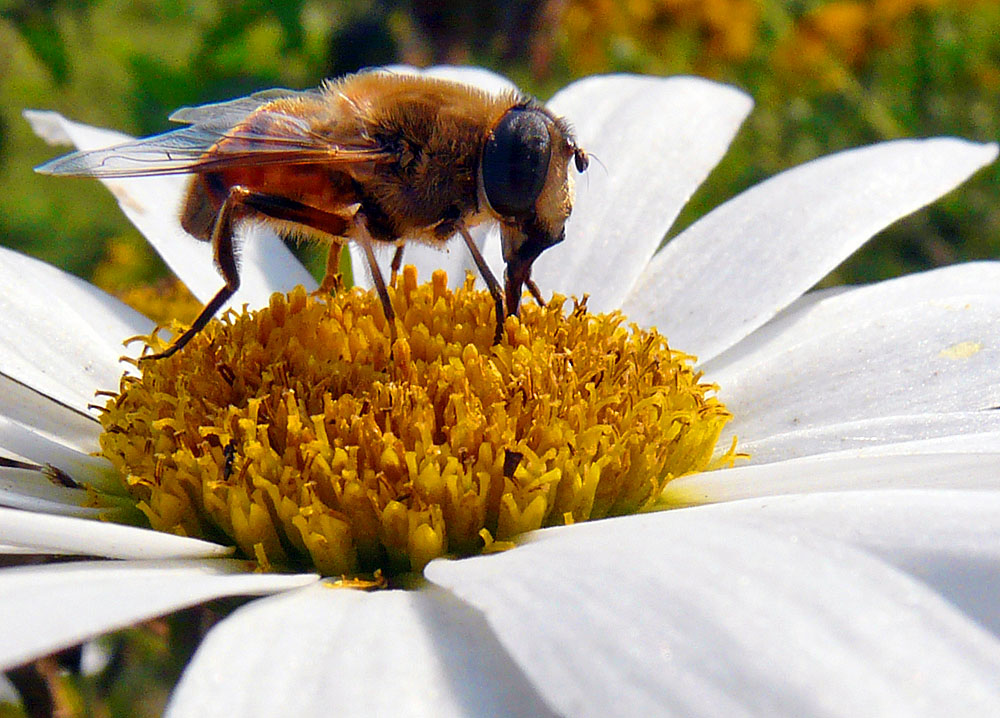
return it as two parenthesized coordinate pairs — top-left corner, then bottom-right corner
(623, 139), (999, 362)
(0, 506), (230, 559)
(0, 544), (55, 554)
(0, 247), (149, 414)
(428, 513), (1000, 717)
(25, 110), (316, 309)
(0, 469), (98, 517)
(712, 294), (1000, 443)
(0, 246), (153, 341)
(827, 431), (1000, 454)
(168, 582), (557, 718)
(408, 64), (519, 95)
(704, 261), (1000, 375)
(741, 412), (1000, 464)
(0, 374), (102, 454)
(0, 417), (113, 482)
(664, 449), (1000, 507)
(522, 76), (752, 311)
(0, 559), (317, 669)
(681, 489), (1000, 636)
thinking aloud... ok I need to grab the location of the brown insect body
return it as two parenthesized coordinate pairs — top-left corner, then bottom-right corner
(36, 71), (588, 358)
(184, 75), (506, 246)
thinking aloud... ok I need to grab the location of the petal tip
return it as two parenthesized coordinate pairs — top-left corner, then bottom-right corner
(23, 109), (73, 147)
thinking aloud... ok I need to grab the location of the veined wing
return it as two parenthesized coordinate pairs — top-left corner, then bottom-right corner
(35, 94), (391, 178)
(167, 87), (323, 127)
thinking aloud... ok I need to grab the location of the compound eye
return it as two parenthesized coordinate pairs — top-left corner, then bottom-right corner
(482, 108), (552, 217)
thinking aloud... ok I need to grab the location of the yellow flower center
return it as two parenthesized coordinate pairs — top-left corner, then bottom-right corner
(99, 267), (736, 576)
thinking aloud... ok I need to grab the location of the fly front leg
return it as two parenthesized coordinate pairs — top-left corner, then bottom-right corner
(144, 185), (351, 361)
(318, 239), (345, 295)
(457, 224), (505, 345)
(389, 245), (405, 286)
(353, 214), (398, 348)
(525, 277), (545, 307)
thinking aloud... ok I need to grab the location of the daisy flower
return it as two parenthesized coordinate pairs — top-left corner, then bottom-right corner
(4, 66), (1000, 716)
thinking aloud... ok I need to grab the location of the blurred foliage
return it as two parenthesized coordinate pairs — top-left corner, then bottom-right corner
(555, 0), (1000, 282)
(2, 1), (999, 713)
(2, 0), (998, 294)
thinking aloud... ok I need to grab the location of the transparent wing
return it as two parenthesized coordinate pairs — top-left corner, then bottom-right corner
(167, 88), (322, 127)
(35, 91), (390, 178)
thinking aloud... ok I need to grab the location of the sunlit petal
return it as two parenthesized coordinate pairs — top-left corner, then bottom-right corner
(623, 139), (999, 362)
(681, 489), (1000, 636)
(0, 247), (148, 414)
(0, 417), (110, 479)
(0, 468), (98, 516)
(428, 513), (1000, 716)
(0, 374), (101, 454)
(664, 447), (1000, 506)
(741, 412), (1000, 464)
(705, 261), (1000, 374)
(0, 559), (317, 670)
(167, 583), (558, 718)
(0, 506), (231, 559)
(713, 295), (1000, 443)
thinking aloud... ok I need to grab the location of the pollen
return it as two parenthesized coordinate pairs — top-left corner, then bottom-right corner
(98, 267), (736, 576)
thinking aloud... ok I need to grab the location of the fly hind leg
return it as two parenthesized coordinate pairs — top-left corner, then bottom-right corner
(143, 186), (250, 361)
(144, 185), (351, 361)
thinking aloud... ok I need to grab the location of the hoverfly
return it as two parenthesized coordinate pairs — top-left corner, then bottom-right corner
(37, 70), (589, 358)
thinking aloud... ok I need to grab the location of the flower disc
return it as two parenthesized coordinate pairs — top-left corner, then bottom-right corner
(99, 267), (734, 575)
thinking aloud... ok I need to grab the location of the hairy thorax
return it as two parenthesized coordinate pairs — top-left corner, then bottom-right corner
(180, 72), (517, 248)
